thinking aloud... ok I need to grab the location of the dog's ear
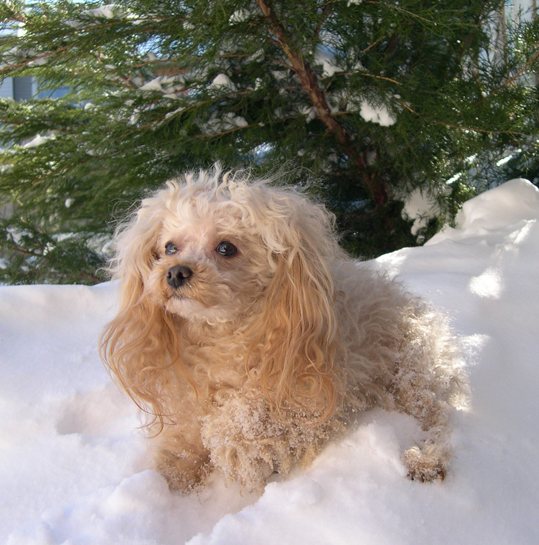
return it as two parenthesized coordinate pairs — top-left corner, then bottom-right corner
(99, 196), (187, 430)
(108, 202), (163, 311)
(247, 189), (346, 422)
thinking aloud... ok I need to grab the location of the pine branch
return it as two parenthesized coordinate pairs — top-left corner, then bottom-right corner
(0, 0), (535, 281)
(397, 99), (530, 137)
(255, 0), (386, 206)
(0, 46), (73, 74)
(485, 48), (539, 101)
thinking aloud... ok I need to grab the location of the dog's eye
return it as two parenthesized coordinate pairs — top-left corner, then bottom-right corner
(165, 242), (180, 255)
(215, 241), (238, 257)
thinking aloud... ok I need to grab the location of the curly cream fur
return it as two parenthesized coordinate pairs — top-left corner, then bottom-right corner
(100, 165), (464, 492)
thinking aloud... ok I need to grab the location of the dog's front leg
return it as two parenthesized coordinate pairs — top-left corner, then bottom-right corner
(153, 423), (211, 492)
(199, 393), (290, 491)
(199, 392), (339, 491)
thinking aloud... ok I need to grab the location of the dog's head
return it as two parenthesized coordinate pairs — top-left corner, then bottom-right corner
(101, 166), (346, 422)
(138, 173), (274, 325)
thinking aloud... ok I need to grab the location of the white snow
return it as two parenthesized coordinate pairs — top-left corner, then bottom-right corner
(21, 134), (56, 148)
(139, 78), (166, 92)
(347, 95), (397, 126)
(314, 48), (342, 78)
(200, 112), (248, 136)
(137, 76), (186, 97)
(229, 9), (251, 24)
(402, 187), (445, 236)
(66, 4), (125, 28)
(208, 74), (237, 92)
(359, 99), (397, 126)
(2, 179), (539, 544)
(85, 5), (121, 20)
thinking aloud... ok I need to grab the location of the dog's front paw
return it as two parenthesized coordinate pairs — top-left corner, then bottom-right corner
(403, 445), (448, 482)
(155, 447), (211, 492)
(212, 442), (275, 491)
(200, 396), (283, 490)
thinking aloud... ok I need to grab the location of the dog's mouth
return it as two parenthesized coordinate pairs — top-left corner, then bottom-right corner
(164, 280), (211, 307)
(165, 285), (194, 302)
(166, 285), (186, 297)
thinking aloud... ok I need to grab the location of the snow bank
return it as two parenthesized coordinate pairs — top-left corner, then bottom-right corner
(1, 179), (539, 544)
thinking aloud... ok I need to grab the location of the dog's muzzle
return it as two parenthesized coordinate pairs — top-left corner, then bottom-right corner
(166, 265), (193, 289)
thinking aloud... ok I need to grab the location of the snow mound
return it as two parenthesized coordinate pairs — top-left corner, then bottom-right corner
(2, 179), (539, 544)
(430, 178), (539, 243)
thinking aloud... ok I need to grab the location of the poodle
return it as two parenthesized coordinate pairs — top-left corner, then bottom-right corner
(100, 166), (464, 492)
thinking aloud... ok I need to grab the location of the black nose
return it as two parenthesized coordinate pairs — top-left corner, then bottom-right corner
(166, 265), (193, 289)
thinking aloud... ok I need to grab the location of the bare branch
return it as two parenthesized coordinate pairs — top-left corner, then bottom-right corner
(255, 0), (386, 206)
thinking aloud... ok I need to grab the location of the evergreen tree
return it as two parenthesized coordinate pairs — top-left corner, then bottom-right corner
(0, 0), (538, 284)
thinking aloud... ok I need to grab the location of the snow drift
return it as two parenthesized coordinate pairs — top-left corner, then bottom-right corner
(1, 179), (539, 544)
